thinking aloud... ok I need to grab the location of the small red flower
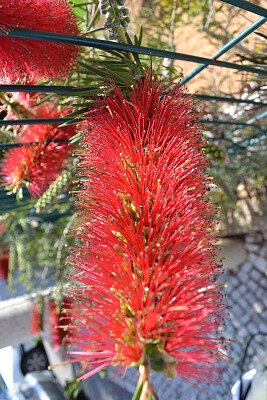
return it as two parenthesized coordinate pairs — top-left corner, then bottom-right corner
(49, 298), (72, 352)
(0, 253), (9, 281)
(0, 0), (80, 83)
(67, 75), (227, 386)
(0, 225), (7, 235)
(1, 106), (75, 198)
(12, 92), (38, 110)
(31, 299), (44, 335)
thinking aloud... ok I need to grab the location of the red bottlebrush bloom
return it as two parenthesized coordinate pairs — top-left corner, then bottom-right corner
(12, 92), (38, 110)
(1, 106), (75, 198)
(0, 253), (9, 281)
(49, 298), (72, 352)
(0, 225), (7, 235)
(67, 75), (227, 389)
(0, 0), (80, 83)
(31, 298), (44, 335)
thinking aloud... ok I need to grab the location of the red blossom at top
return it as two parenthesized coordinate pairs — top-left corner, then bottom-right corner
(67, 75), (227, 387)
(0, 0), (80, 83)
(1, 106), (75, 197)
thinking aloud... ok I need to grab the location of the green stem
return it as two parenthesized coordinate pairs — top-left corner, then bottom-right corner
(136, 364), (158, 400)
(117, 27), (135, 63)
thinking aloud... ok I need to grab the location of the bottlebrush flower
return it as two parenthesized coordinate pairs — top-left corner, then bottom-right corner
(1, 106), (75, 198)
(12, 92), (38, 110)
(0, 0), (80, 83)
(0, 225), (7, 235)
(31, 297), (44, 335)
(67, 75), (227, 389)
(0, 252), (9, 281)
(49, 298), (72, 352)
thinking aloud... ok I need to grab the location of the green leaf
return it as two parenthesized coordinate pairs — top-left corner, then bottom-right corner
(59, 117), (84, 127)
(138, 26), (143, 47)
(69, 132), (82, 144)
(124, 32), (144, 74)
(151, 358), (165, 372)
(88, 9), (100, 31)
(64, 107), (90, 118)
(78, 62), (111, 79)
(16, 188), (23, 202)
(32, 94), (54, 107)
(131, 382), (144, 400)
(121, 59), (143, 75)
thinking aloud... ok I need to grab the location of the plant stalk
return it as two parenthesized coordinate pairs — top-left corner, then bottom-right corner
(137, 364), (158, 400)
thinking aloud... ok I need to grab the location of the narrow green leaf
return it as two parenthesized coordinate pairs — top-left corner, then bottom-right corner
(103, 64), (130, 73)
(138, 26), (143, 46)
(123, 59), (142, 75)
(131, 382), (144, 400)
(89, 59), (124, 66)
(88, 9), (100, 31)
(64, 108), (89, 118)
(125, 31), (134, 46)
(59, 117), (84, 127)
(106, 50), (127, 59)
(78, 62), (111, 79)
(72, 2), (94, 7)
(124, 32), (144, 74)
(32, 94), (54, 107)
(103, 69), (132, 84)
(69, 132), (82, 143)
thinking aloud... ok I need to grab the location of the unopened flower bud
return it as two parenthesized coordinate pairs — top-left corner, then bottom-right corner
(115, 8), (124, 18)
(109, 30), (118, 40)
(113, 17), (120, 28)
(104, 19), (113, 29)
(100, 4), (110, 14)
(120, 19), (128, 28)
(120, 7), (129, 16)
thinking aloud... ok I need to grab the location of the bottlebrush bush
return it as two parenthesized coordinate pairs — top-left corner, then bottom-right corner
(0, 0), (80, 83)
(67, 74), (227, 397)
(1, 106), (75, 198)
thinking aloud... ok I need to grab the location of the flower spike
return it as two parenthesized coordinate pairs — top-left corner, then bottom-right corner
(0, 0), (80, 83)
(67, 73), (227, 389)
(1, 106), (75, 198)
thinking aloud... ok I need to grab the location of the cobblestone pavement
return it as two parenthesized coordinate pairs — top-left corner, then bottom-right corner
(107, 232), (267, 400)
